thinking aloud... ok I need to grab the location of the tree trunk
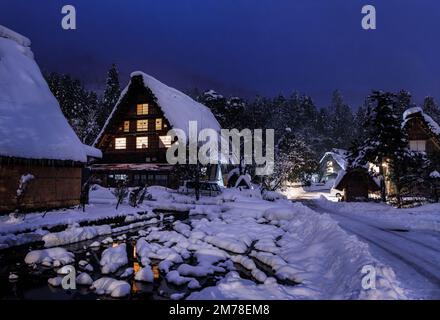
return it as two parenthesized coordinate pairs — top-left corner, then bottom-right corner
(379, 164), (386, 202)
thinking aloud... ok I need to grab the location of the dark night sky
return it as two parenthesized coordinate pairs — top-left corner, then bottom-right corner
(1, 0), (440, 108)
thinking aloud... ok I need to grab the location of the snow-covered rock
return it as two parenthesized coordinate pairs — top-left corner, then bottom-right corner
(134, 266), (154, 283)
(100, 244), (128, 274)
(77, 273), (93, 286)
(91, 278), (131, 298)
(24, 248), (74, 266)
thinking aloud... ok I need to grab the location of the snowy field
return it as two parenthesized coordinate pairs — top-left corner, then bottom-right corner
(0, 186), (430, 300)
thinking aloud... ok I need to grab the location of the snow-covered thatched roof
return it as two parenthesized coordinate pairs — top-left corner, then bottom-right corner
(95, 71), (221, 146)
(0, 25), (89, 162)
(403, 107), (440, 137)
(319, 149), (348, 170)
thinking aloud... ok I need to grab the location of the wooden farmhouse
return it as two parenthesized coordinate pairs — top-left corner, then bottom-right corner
(92, 71), (223, 187)
(335, 107), (440, 202)
(318, 149), (348, 184)
(0, 25), (101, 213)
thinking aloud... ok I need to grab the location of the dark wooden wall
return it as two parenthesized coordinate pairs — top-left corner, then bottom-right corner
(0, 164), (81, 213)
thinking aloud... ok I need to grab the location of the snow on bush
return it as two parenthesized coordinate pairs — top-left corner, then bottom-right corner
(24, 248), (74, 266)
(100, 244), (128, 274)
(91, 277), (131, 298)
(43, 225), (111, 247)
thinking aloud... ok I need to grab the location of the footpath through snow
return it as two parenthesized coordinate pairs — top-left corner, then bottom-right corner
(310, 198), (440, 299)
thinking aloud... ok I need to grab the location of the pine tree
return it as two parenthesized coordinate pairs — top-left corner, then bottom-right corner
(328, 90), (354, 149)
(349, 91), (424, 204)
(422, 96), (440, 124)
(44, 72), (100, 143)
(99, 64), (121, 128)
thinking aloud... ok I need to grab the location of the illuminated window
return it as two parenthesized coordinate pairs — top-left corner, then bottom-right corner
(155, 118), (163, 130)
(123, 121), (130, 132)
(137, 103), (149, 115)
(137, 120), (148, 131)
(136, 137), (149, 149)
(115, 138), (126, 150)
(159, 136), (172, 148)
(409, 140), (426, 152)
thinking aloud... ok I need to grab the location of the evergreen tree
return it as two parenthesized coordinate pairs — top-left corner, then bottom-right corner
(422, 96), (440, 124)
(45, 72), (100, 143)
(99, 64), (121, 128)
(395, 90), (414, 118)
(349, 91), (425, 204)
(328, 90), (354, 149)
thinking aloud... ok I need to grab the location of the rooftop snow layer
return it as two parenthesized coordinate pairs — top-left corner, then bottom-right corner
(0, 26), (87, 162)
(95, 71), (221, 146)
(403, 107), (440, 137)
(319, 149), (348, 170)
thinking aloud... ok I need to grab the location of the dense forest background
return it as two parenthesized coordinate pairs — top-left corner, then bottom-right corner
(44, 64), (440, 186)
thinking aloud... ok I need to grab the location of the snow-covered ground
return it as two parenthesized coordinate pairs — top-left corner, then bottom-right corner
(307, 198), (440, 299)
(0, 186), (413, 300)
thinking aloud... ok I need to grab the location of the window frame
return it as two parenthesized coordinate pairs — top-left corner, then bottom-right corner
(137, 119), (149, 132)
(136, 136), (149, 149)
(115, 137), (127, 150)
(137, 103), (149, 115)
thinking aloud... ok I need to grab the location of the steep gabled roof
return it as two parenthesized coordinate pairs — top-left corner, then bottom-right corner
(319, 149), (348, 170)
(403, 107), (440, 137)
(0, 25), (88, 163)
(94, 71), (221, 147)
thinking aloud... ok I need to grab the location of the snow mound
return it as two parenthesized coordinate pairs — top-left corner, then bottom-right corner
(24, 247), (74, 266)
(43, 225), (111, 247)
(0, 25), (87, 162)
(100, 244), (128, 274)
(91, 277), (131, 298)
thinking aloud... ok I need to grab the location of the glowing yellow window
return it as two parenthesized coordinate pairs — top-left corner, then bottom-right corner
(137, 103), (149, 115)
(155, 118), (163, 131)
(136, 137), (149, 149)
(115, 138), (126, 150)
(137, 120), (148, 132)
(123, 121), (130, 132)
(159, 136), (172, 148)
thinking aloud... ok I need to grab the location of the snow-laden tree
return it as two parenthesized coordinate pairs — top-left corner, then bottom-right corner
(349, 91), (427, 205)
(328, 90), (355, 149)
(98, 64), (121, 128)
(262, 129), (317, 191)
(422, 96), (440, 124)
(45, 72), (100, 144)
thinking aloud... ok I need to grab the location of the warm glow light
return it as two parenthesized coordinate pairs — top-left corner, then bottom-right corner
(133, 262), (140, 273)
(133, 246), (137, 259)
(112, 243), (119, 248)
(152, 265), (160, 280)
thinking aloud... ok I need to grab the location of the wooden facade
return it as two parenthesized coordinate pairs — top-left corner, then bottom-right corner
(0, 158), (82, 213)
(334, 168), (380, 202)
(93, 75), (181, 187)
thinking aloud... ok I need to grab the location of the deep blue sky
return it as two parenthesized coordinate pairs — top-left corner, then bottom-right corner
(1, 0), (440, 107)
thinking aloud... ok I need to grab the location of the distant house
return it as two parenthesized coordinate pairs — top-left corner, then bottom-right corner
(318, 149), (348, 185)
(402, 107), (440, 155)
(0, 25), (101, 213)
(335, 107), (440, 202)
(92, 72), (222, 187)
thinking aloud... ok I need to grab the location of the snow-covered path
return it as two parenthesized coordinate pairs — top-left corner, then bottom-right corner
(306, 200), (440, 299)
